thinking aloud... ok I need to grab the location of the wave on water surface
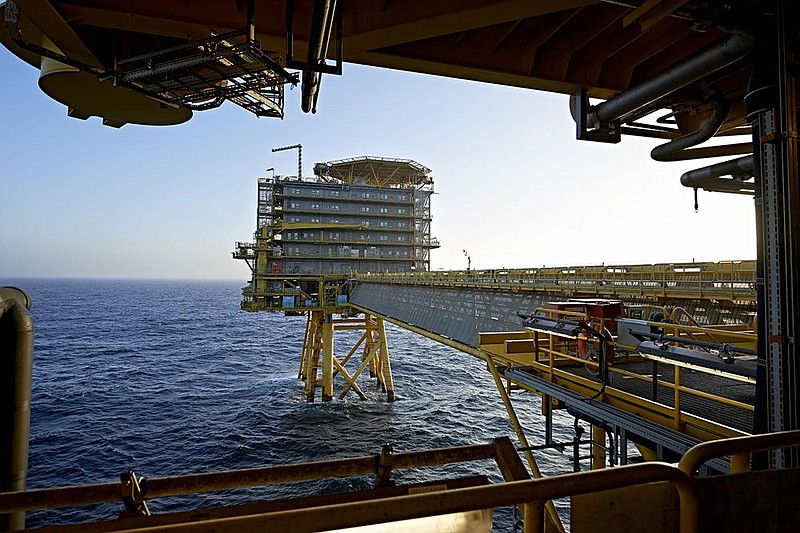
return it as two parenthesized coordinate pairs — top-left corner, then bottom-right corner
(7, 278), (579, 529)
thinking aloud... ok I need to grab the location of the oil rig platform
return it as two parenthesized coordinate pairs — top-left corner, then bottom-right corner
(232, 155), (440, 402)
(3, 0), (800, 531)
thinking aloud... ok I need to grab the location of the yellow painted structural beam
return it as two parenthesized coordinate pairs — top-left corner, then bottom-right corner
(298, 311), (395, 402)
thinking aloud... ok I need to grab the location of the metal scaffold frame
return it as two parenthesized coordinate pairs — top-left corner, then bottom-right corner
(299, 311), (395, 402)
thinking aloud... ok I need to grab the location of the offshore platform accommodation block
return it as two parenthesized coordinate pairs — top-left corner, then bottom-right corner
(234, 156), (439, 402)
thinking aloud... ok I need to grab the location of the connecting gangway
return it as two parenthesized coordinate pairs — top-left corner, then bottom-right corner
(349, 260), (756, 347)
(233, 260), (760, 473)
(342, 260), (759, 473)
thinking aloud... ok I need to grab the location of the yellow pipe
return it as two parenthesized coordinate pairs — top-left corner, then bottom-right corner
(679, 430), (800, 476)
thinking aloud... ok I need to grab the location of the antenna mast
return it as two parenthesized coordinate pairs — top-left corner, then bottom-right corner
(272, 144), (303, 179)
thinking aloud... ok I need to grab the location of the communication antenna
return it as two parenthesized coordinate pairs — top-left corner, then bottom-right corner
(272, 144), (302, 179)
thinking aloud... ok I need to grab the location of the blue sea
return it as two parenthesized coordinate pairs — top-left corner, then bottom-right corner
(9, 278), (579, 529)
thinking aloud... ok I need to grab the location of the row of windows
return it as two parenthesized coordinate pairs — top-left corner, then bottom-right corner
(283, 232), (409, 242)
(279, 246), (411, 258)
(285, 202), (409, 215)
(284, 216), (410, 229)
(283, 187), (411, 202)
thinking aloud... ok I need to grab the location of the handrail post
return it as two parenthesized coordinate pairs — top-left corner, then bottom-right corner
(522, 500), (545, 533)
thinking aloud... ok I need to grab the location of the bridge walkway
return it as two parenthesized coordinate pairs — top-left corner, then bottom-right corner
(349, 262), (758, 469)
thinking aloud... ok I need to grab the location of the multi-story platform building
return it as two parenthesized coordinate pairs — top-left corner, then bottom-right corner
(234, 156), (439, 312)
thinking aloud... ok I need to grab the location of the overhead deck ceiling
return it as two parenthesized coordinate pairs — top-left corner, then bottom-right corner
(2, 1), (765, 115)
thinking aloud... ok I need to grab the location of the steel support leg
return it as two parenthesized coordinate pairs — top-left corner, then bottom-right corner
(592, 425), (606, 470)
(750, 0), (800, 467)
(303, 311), (322, 402)
(322, 316), (334, 402)
(376, 318), (395, 402)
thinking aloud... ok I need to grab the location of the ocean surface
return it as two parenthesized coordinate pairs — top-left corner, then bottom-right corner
(9, 278), (582, 530)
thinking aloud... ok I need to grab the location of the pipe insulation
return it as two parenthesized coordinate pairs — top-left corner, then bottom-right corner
(0, 287), (33, 531)
(680, 155), (754, 193)
(651, 96), (752, 161)
(302, 0), (337, 113)
(593, 33), (754, 124)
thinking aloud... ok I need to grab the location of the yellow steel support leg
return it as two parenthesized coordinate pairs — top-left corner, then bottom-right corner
(303, 311), (323, 402)
(376, 317), (395, 402)
(592, 425), (606, 470)
(298, 312), (312, 379)
(485, 356), (566, 533)
(365, 315), (378, 378)
(299, 312), (395, 402)
(322, 316), (334, 402)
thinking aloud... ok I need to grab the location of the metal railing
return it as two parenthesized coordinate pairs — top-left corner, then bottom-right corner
(486, 307), (757, 442)
(5, 431), (800, 533)
(353, 260), (756, 302)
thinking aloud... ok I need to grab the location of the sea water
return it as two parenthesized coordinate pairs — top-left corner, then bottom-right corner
(9, 278), (581, 529)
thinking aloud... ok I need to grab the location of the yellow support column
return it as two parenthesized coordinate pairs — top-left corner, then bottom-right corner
(376, 317), (395, 402)
(592, 425), (606, 470)
(298, 313), (312, 379)
(303, 311), (322, 402)
(322, 315), (334, 402)
(365, 315), (378, 378)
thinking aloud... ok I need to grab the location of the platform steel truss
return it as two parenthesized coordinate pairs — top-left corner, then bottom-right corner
(299, 312), (395, 402)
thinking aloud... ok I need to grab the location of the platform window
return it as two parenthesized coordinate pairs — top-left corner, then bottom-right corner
(361, 206), (370, 213)
(380, 207), (389, 214)
(312, 204), (320, 210)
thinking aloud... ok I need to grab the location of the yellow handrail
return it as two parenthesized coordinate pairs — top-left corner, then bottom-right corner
(679, 430), (800, 475)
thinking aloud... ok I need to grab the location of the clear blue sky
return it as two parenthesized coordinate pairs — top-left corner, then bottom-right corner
(0, 45), (756, 280)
